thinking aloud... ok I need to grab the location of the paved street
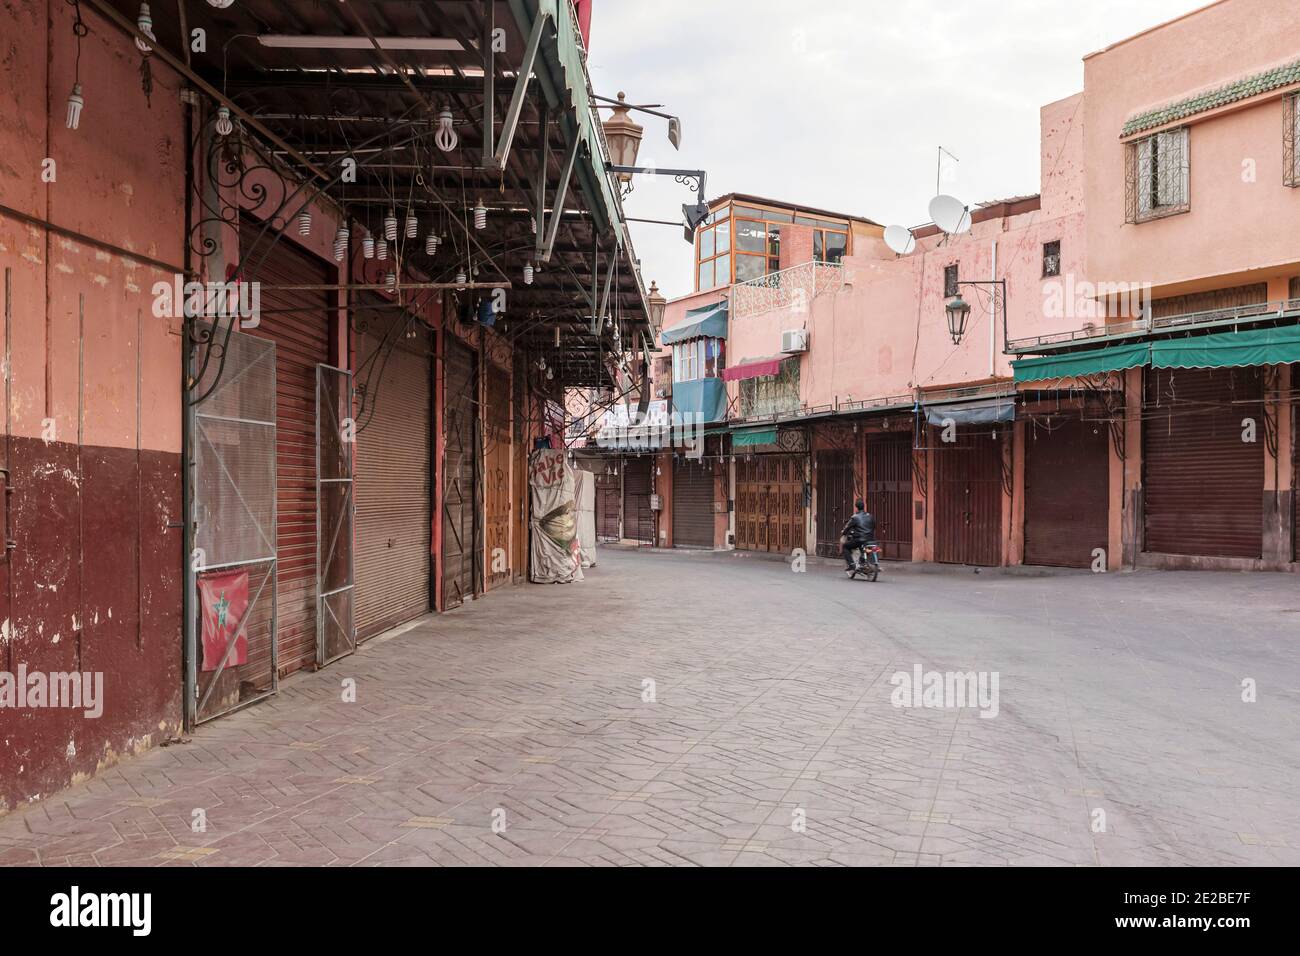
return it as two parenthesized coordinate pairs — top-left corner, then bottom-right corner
(1, 548), (1297, 866)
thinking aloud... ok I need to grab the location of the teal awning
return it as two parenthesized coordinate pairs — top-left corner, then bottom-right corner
(670, 378), (727, 424)
(732, 427), (777, 447)
(1012, 341), (1152, 383)
(1151, 325), (1300, 369)
(661, 302), (728, 345)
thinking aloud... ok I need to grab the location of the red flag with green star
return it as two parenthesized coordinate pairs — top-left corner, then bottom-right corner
(199, 569), (250, 672)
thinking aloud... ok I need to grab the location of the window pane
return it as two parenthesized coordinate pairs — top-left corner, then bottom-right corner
(715, 220), (731, 256)
(714, 253), (731, 285)
(736, 253), (765, 282)
(824, 232), (847, 263)
(699, 225), (715, 260)
(735, 220), (766, 252)
(698, 260), (711, 291)
(813, 231), (824, 262)
(768, 257), (781, 274)
(767, 224), (782, 259)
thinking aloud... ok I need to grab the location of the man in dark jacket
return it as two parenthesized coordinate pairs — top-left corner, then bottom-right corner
(841, 499), (877, 571)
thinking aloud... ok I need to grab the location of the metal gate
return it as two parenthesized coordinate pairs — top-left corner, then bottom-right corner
(1024, 414), (1109, 568)
(814, 450), (853, 558)
(623, 456), (654, 543)
(484, 363), (512, 590)
(673, 457), (714, 548)
(934, 427), (1004, 566)
(1144, 366), (1263, 558)
(316, 364), (355, 665)
(866, 433), (914, 561)
(442, 337), (478, 608)
(188, 326), (278, 726)
(735, 454), (805, 554)
(596, 468), (621, 540)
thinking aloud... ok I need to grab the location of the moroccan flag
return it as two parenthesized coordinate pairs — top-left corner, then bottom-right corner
(199, 569), (250, 672)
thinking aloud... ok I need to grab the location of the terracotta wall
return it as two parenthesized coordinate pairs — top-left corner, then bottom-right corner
(0, 1), (186, 811)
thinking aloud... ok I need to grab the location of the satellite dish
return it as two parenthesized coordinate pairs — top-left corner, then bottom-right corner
(929, 194), (972, 235)
(883, 225), (916, 256)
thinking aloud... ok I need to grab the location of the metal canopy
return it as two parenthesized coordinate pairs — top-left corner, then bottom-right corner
(95, 0), (649, 388)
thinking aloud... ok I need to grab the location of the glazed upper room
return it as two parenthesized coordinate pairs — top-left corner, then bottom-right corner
(1084, 0), (1300, 305)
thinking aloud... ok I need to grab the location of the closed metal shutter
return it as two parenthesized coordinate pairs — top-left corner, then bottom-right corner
(1024, 414), (1109, 568)
(483, 363), (512, 590)
(1144, 366), (1263, 558)
(354, 310), (431, 642)
(595, 470), (621, 540)
(1295, 362), (1299, 562)
(866, 432), (914, 561)
(673, 457), (714, 548)
(934, 427), (1004, 567)
(814, 450), (853, 558)
(735, 454), (805, 553)
(240, 220), (330, 676)
(442, 337), (478, 607)
(622, 457), (654, 543)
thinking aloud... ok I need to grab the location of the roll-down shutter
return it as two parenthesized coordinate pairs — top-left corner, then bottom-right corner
(672, 457), (714, 548)
(623, 457), (654, 543)
(1024, 414), (1109, 568)
(442, 337), (478, 608)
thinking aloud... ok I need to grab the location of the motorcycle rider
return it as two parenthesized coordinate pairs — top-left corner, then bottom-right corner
(841, 499), (878, 572)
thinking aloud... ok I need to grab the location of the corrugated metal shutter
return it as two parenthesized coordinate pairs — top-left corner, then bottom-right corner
(672, 457), (714, 548)
(483, 363), (512, 590)
(442, 337), (477, 607)
(1144, 366), (1263, 558)
(240, 219), (330, 676)
(622, 457), (654, 543)
(354, 309), (431, 642)
(595, 471), (620, 539)
(866, 432), (914, 561)
(1024, 413), (1109, 568)
(934, 427), (1003, 567)
(814, 450), (853, 558)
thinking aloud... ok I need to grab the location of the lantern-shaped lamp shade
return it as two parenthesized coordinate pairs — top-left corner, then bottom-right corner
(601, 92), (644, 184)
(647, 280), (667, 332)
(945, 294), (971, 345)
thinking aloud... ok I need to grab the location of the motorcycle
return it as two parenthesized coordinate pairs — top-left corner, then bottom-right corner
(844, 539), (882, 582)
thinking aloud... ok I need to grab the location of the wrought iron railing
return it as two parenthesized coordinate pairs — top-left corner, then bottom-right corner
(1006, 298), (1300, 353)
(730, 260), (845, 319)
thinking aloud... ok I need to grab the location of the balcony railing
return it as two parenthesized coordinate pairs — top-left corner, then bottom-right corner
(1006, 298), (1300, 354)
(731, 260), (844, 320)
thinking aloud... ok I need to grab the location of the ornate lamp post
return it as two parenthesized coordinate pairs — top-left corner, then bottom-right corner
(945, 281), (1007, 347)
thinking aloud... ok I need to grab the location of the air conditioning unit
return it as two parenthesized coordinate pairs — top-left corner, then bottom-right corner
(781, 329), (809, 353)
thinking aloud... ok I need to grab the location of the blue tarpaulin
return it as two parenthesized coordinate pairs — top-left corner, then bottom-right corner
(671, 378), (728, 424)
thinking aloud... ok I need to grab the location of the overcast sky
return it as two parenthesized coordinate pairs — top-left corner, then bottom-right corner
(586, 0), (1209, 299)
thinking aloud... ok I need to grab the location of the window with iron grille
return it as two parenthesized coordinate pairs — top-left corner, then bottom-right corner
(1125, 127), (1190, 223)
(1042, 240), (1061, 278)
(1285, 93), (1299, 188)
(944, 264), (959, 297)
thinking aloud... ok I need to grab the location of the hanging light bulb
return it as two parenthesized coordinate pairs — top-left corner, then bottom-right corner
(434, 107), (458, 152)
(530, 214), (537, 235)
(362, 236), (375, 259)
(523, 262), (534, 286)
(207, 0), (235, 7)
(425, 234), (438, 255)
(383, 209), (398, 241)
(547, 367), (554, 381)
(134, 2), (155, 54)
(377, 239), (388, 261)
(213, 105), (234, 137)
(405, 212), (418, 239)
(66, 83), (85, 130)
(473, 199), (487, 231)
(296, 210), (312, 237)
(455, 269), (467, 288)
(385, 271), (397, 289)
(333, 226), (349, 262)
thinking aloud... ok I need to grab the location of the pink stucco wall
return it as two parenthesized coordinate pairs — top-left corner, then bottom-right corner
(1084, 0), (1300, 299)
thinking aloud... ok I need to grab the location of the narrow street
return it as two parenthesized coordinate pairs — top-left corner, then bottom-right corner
(1, 550), (1295, 867)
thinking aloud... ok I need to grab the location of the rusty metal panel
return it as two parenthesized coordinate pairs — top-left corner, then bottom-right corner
(673, 456), (715, 548)
(354, 320), (431, 641)
(483, 363), (512, 590)
(442, 337), (477, 608)
(1144, 366), (1263, 558)
(1024, 414), (1109, 568)
(735, 453), (805, 553)
(866, 433), (914, 561)
(815, 450), (853, 558)
(934, 427), (1004, 567)
(622, 456), (654, 543)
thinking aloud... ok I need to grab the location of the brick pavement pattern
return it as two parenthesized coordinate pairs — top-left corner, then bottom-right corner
(1, 548), (1297, 866)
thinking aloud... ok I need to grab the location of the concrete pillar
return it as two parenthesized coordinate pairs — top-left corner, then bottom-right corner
(1263, 363), (1293, 567)
(1007, 420), (1026, 566)
(1120, 366), (1144, 569)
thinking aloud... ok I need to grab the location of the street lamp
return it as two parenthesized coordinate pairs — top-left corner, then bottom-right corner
(647, 280), (667, 333)
(601, 93), (644, 187)
(946, 280), (1008, 348)
(945, 294), (971, 344)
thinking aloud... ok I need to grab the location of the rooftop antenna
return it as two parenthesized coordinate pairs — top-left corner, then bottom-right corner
(936, 146), (959, 195)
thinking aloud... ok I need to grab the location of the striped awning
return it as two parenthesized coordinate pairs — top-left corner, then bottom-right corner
(1012, 341), (1151, 383)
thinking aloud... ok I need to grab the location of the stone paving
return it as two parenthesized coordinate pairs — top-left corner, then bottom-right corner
(1, 547), (1297, 866)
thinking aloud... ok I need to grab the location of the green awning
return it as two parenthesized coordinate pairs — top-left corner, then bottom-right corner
(1151, 325), (1300, 369)
(1012, 341), (1152, 383)
(732, 427), (777, 447)
(661, 302), (728, 345)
